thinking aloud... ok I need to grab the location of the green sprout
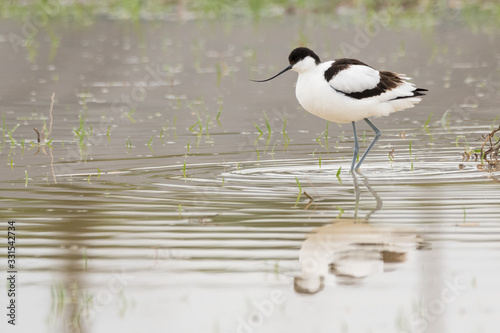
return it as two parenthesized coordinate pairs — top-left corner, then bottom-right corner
(294, 177), (302, 207)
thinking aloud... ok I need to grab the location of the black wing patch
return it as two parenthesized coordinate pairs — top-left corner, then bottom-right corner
(324, 58), (372, 82)
(390, 87), (428, 100)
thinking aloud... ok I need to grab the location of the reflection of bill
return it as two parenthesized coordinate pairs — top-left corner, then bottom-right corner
(294, 219), (429, 294)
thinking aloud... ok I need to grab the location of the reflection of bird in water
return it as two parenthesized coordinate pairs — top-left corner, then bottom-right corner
(294, 219), (427, 294)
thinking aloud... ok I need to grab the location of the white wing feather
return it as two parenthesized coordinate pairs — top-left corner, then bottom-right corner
(329, 65), (380, 94)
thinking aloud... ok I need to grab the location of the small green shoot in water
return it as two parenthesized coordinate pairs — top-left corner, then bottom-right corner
(254, 123), (263, 143)
(318, 154), (322, 170)
(294, 177), (302, 207)
(106, 125), (111, 142)
(178, 204), (182, 217)
(264, 112), (271, 135)
(455, 136), (467, 148)
(424, 112), (433, 132)
(409, 138), (412, 157)
(491, 114), (500, 130)
(97, 168), (102, 179)
(336, 166), (342, 184)
(126, 138), (132, 152)
(25, 170), (28, 187)
(270, 141), (277, 155)
(216, 106), (223, 126)
(189, 120), (201, 134)
(10, 158), (13, 171)
(173, 115), (178, 140)
(256, 148), (260, 163)
(441, 110), (451, 130)
(274, 261), (280, 275)
(215, 63), (222, 86)
(7, 124), (19, 145)
(315, 122), (330, 149)
(283, 117), (290, 148)
(463, 206), (466, 222)
(160, 127), (164, 145)
(336, 206), (344, 218)
(325, 121), (329, 150)
(183, 161), (187, 180)
(126, 109), (136, 123)
(83, 248), (87, 270)
(187, 140), (191, 153)
(147, 135), (154, 152)
(87, 174), (92, 184)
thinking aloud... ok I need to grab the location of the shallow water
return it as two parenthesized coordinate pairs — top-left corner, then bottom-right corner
(1, 14), (500, 333)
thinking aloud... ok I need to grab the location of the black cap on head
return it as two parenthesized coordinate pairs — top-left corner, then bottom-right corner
(288, 47), (321, 65)
(251, 47), (320, 83)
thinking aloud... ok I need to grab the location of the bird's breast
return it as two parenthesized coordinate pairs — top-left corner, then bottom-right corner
(295, 72), (348, 123)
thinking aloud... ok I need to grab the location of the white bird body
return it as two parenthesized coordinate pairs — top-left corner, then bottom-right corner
(294, 59), (423, 123)
(252, 47), (427, 170)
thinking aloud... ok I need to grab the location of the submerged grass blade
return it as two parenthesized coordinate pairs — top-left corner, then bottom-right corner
(254, 123), (263, 143)
(283, 116), (290, 149)
(491, 114), (500, 130)
(336, 206), (344, 218)
(325, 121), (329, 150)
(106, 125), (111, 142)
(173, 115), (178, 140)
(264, 112), (271, 135)
(160, 127), (164, 145)
(294, 177), (302, 207)
(126, 137), (132, 152)
(126, 108), (136, 123)
(424, 112), (433, 128)
(147, 135), (154, 152)
(217, 106), (223, 126)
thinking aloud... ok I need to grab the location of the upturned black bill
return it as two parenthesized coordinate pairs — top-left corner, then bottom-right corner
(251, 65), (292, 82)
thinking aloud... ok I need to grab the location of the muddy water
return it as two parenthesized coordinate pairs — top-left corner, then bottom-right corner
(0, 14), (500, 333)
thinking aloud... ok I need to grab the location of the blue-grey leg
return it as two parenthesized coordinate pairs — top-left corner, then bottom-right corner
(351, 121), (359, 172)
(355, 118), (381, 170)
(352, 172), (360, 220)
